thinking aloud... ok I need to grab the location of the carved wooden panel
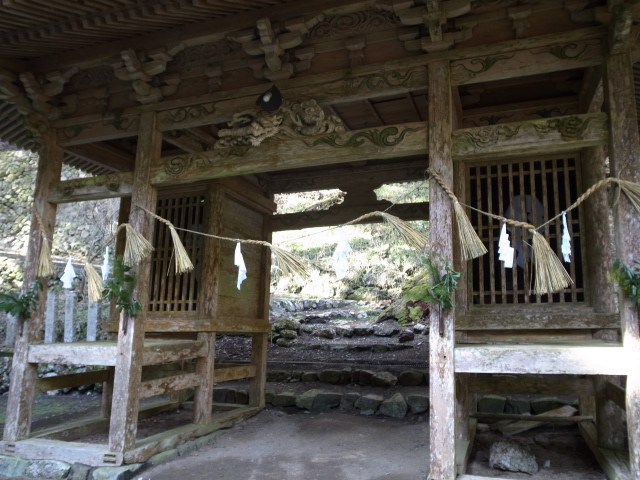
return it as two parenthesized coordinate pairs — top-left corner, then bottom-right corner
(148, 191), (205, 312)
(468, 155), (585, 306)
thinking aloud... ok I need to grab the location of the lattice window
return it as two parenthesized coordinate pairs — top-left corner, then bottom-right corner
(468, 156), (585, 305)
(148, 193), (205, 312)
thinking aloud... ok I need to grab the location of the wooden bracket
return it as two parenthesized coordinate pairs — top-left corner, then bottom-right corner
(108, 43), (185, 104)
(229, 15), (322, 80)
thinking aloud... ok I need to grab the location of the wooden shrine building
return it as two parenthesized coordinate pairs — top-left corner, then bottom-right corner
(1, 1), (640, 478)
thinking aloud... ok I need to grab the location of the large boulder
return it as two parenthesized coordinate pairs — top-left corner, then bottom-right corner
(406, 394), (429, 414)
(489, 439), (538, 475)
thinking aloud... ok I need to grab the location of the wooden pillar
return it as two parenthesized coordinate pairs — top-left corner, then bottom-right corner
(604, 9), (640, 474)
(108, 112), (159, 453)
(3, 114), (63, 442)
(582, 146), (617, 314)
(428, 59), (457, 480)
(101, 198), (130, 419)
(192, 184), (223, 424)
(249, 206), (272, 407)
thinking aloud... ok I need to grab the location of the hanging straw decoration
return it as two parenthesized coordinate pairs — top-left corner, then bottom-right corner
(138, 208), (193, 274)
(340, 210), (429, 251)
(531, 231), (574, 295)
(122, 223), (155, 266)
(34, 212), (55, 278)
(426, 169), (487, 260)
(616, 178), (640, 213)
(84, 261), (105, 303)
(380, 212), (429, 251)
(270, 244), (310, 278)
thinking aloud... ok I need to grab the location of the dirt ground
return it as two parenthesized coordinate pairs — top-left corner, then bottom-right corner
(0, 395), (609, 480)
(140, 409), (607, 480)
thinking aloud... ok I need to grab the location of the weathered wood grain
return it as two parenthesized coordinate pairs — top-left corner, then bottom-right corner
(469, 375), (595, 396)
(456, 313), (619, 330)
(451, 37), (603, 86)
(580, 421), (633, 480)
(36, 370), (110, 393)
(452, 113), (609, 160)
(27, 342), (118, 366)
(455, 344), (630, 375)
(0, 438), (120, 468)
(427, 59), (456, 480)
(214, 364), (257, 383)
(141, 340), (206, 365)
(3, 122), (63, 442)
(108, 111), (160, 454)
(139, 373), (201, 399)
(605, 26), (640, 476)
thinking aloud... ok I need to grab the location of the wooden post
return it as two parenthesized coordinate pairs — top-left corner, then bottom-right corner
(101, 198), (130, 418)
(428, 59), (457, 480)
(3, 114), (63, 442)
(249, 206), (272, 407)
(44, 291), (56, 344)
(108, 112), (159, 453)
(604, 9), (640, 474)
(192, 184), (223, 424)
(87, 302), (99, 341)
(594, 376), (626, 449)
(582, 146), (617, 314)
(63, 290), (75, 342)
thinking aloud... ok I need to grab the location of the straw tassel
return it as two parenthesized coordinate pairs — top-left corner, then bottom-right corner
(122, 223), (155, 266)
(617, 179), (640, 214)
(168, 224), (194, 274)
(453, 202), (488, 260)
(84, 262), (105, 303)
(380, 212), (429, 251)
(38, 237), (55, 278)
(426, 168), (487, 260)
(270, 245), (310, 279)
(531, 231), (573, 295)
(35, 212), (55, 278)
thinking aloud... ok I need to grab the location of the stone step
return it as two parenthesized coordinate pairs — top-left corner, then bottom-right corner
(297, 342), (414, 353)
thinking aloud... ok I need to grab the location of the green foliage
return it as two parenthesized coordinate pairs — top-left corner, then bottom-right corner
(423, 259), (460, 309)
(0, 280), (43, 320)
(102, 256), (142, 317)
(611, 259), (640, 305)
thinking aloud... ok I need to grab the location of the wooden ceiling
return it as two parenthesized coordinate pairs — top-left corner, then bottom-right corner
(0, 0), (626, 177)
(0, 0), (296, 59)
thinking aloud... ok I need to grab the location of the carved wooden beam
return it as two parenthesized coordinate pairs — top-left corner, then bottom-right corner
(54, 67), (427, 146)
(50, 113), (610, 203)
(152, 122), (428, 187)
(450, 36), (604, 86)
(272, 202), (429, 231)
(452, 112), (609, 160)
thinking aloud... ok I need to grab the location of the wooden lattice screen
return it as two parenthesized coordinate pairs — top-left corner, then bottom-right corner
(468, 155), (585, 306)
(149, 192), (205, 312)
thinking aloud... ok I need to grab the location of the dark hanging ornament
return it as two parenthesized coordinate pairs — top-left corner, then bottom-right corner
(255, 85), (282, 111)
